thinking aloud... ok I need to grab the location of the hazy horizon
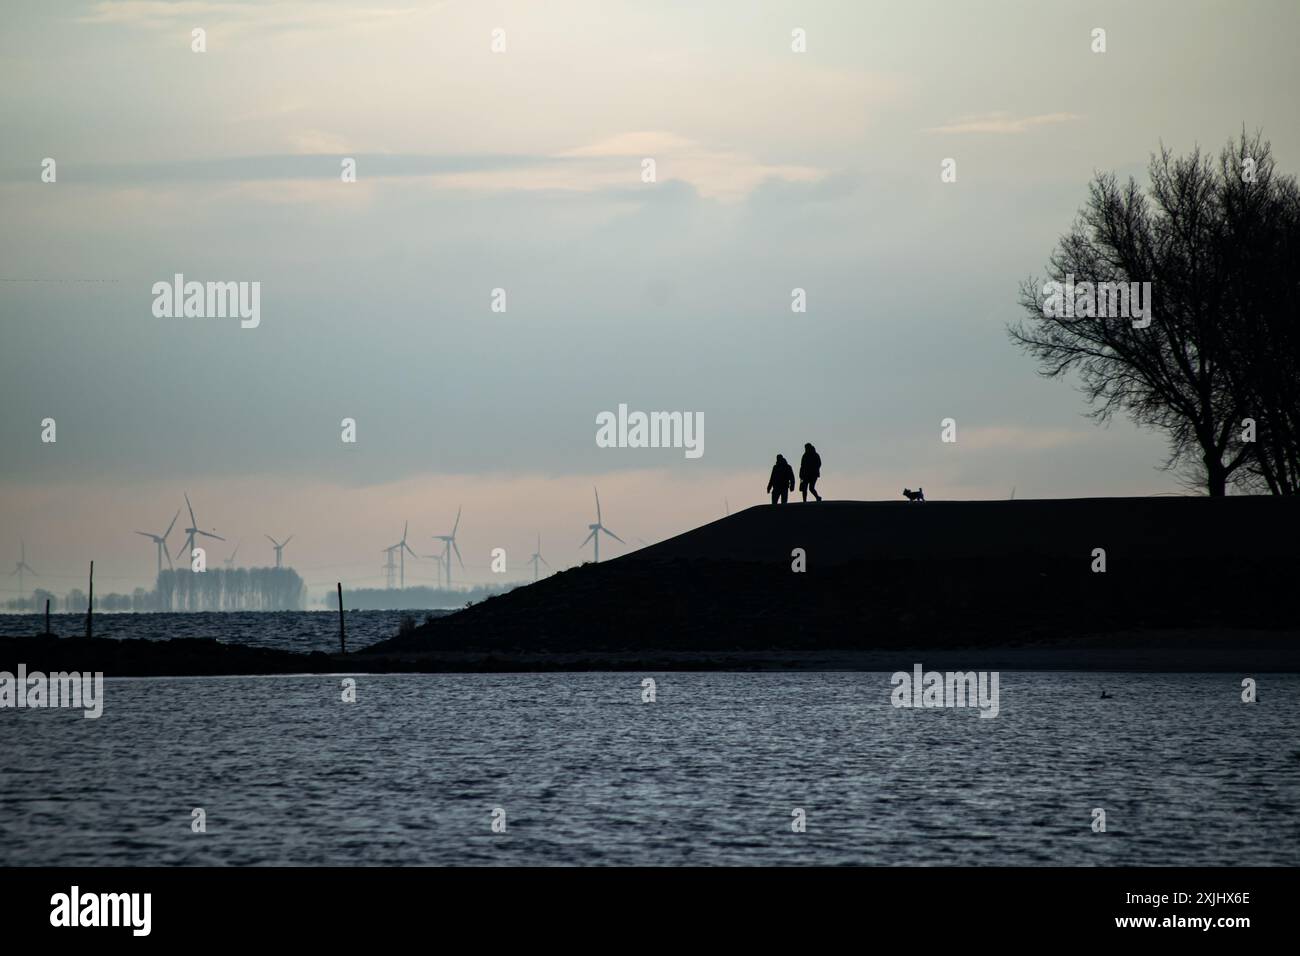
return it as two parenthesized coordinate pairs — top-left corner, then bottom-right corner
(4, 0), (1299, 595)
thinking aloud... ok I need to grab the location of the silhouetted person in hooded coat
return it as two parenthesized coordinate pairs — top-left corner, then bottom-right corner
(799, 443), (822, 502)
(767, 454), (795, 505)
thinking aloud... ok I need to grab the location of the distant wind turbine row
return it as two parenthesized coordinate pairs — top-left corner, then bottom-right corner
(376, 510), (465, 589)
(377, 494), (620, 593)
(13, 488), (636, 597)
(131, 493), (288, 573)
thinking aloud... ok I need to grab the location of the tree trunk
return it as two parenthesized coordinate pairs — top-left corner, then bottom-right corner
(1205, 457), (1228, 496)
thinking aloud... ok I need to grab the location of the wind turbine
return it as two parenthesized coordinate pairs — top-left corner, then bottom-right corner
(385, 521), (417, 589)
(266, 534), (293, 569)
(223, 541), (241, 569)
(580, 486), (625, 563)
(528, 533), (551, 582)
(135, 508), (180, 575)
(432, 507), (464, 589)
(9, 539), (36, 595)
(419, 551), (445, 587)
(174, 493), (225, 565)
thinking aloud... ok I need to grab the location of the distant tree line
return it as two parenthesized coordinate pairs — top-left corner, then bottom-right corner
(3, 587), (153, 613)
(158, 567), (306, 611)
(329, 582), (519, 611)
(3, 568), (306, 613)
(1011, 130), (1300, 495)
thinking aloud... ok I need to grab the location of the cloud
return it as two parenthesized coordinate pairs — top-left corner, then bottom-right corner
(283, 129), (358, 155)
(554, 131), (825, 201)
(925, 111), (1081, 134)
(3, 134), (826, 202)
(77, 1), (421, 36)
(558, 132), (697, 159)
(0, 153), (552, 184)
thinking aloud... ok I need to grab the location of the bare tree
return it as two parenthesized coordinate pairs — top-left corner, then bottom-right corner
(1212, 136), (1300, 494)
(1009, 131), (1300, 496)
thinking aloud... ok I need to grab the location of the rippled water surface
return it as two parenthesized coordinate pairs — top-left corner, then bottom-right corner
(2, 672), (1296, 865)
(0, 610), (415, 653)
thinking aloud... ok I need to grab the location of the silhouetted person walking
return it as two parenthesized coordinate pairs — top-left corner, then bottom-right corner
(767, 454), (794, 505)
(799, 443), (822, 502)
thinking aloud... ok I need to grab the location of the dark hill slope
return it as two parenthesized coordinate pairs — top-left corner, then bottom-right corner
(363, 497), (1300, 657)
(628, 497), (1297, 564)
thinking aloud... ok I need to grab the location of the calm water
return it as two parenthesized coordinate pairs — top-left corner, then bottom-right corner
(0, 610), (421, 653)
(2, 672), (1296, 866)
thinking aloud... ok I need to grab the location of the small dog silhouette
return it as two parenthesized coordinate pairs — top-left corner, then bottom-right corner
(902, 487), (925, 502)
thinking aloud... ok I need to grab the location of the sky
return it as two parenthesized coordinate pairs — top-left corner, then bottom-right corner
(2, 0), (1298, 597)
